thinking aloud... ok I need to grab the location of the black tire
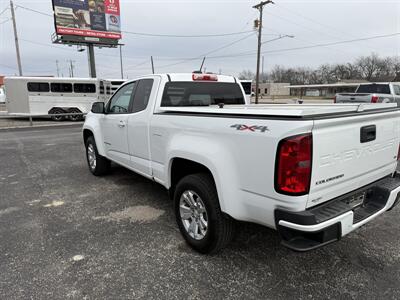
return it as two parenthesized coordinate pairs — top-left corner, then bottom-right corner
(85, 136), (111, 176)
(174, 173), (235, 254)
(68, 108), (83, 121)
(50, 108), (65, 121)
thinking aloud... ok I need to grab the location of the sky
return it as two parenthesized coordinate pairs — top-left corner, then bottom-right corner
(0, 0), (399, 79)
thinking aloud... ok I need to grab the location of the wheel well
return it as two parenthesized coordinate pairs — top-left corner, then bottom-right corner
(67, 107), (82, 113)
(83, 129), (93, 144)
(48, 107), (65, 114)
(170, 158), (214, 196)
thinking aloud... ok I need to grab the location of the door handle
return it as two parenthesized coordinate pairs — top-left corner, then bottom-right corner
(360, 125), (376, 143)
(118, 121), (126, 128)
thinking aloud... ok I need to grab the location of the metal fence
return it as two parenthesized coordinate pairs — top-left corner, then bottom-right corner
(0, 112), (86, 127)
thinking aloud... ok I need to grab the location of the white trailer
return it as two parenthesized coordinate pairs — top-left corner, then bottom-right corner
(4, 77), (123, 120)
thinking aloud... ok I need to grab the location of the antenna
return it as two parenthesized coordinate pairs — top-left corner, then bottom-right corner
(200, 57), (206, 72)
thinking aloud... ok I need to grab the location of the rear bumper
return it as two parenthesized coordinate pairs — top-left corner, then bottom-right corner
(275, 173), (400, 252)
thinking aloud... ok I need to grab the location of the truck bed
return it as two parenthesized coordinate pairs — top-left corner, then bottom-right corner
(158, 103), (398, 118)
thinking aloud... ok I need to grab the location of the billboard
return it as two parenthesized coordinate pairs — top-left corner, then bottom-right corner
(52, 0), (121, 41)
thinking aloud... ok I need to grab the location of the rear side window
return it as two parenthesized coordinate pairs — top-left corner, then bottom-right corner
(131, 79), (154, 113)
(27, 82), (50, 92)
(161, 82), (245, 107)
(111, 81), (125, 86)
(74, 83), (96, 93)
(393, 85), (400, 96)
(51, 83), (73, 93)
(240, 82), (252, 95)
(357, 84), (391, 94)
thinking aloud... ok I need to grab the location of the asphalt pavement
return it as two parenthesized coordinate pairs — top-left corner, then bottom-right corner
(0, 126), (399, 299)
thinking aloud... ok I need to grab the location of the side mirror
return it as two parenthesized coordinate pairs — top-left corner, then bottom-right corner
(91, 102), (105, 114)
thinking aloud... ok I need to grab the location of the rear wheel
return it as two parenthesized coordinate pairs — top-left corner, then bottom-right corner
(174, 173), (235, 254)
(68, 108), (83, 121)
(50, 108), (65, 121)
(85, 136), (111, 176)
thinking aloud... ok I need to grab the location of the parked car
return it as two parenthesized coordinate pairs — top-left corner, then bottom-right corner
(335, 82), (400, 105)
(83, 73), (400, 254)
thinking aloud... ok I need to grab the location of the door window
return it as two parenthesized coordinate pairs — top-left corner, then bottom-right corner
(107, 82), (136, 114)
(131, 79), (154, 113)
(393, 85), (400, 96)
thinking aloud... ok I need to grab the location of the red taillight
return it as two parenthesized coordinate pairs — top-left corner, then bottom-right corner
(275, 133), (313, 196)
(371, 95), (379, 103)
(192, 73), (218, 81)
(333, 95), (336, 103)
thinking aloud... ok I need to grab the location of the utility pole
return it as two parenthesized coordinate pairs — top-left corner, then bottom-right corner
(87, 44), (96, 78)
(253, 0), (274, 104)
(262, 56), (265, 82)
(56, 60), (60, 77)
(10, 0), (22, 76)
(151, 56), (155, 74)
(119, 45), (124, 79)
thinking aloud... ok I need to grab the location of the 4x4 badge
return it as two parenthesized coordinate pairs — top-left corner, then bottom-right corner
(230, 124), (269, 133)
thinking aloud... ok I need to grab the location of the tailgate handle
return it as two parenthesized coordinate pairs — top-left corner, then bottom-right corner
(360, 125), (376, 143)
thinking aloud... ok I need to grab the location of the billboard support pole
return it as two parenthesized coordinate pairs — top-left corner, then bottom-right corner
(119, 45), (124, 79)
(10, 0), (23, 76)
(87, 44), (97, 78)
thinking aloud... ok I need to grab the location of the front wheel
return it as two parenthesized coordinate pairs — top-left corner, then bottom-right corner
(85, 136), (111, 176)
(174, 173), (235, 254)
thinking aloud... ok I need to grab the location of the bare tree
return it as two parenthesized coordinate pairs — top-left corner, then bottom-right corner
(238, 70), (255, 80)
(356, 53), (382, 80)
(241, 53), (399, 84)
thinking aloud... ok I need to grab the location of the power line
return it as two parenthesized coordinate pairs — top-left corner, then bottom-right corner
(120, 31), (399, 69)
(0, 6), (9, 17)
(14, 5), (257, 39)
(273, 4), (383, 52)
(274, 4), (350, 39)
(0, 63), (16, 70)
(261, 35), (294, 45)
(125, 59), (151, 69)
(155, 32), (256, 69)
(204, 32), (400, 60)
(0, 18), (11, 25)
(18, 38), (143, 62)
(15, 5), (52, 17)
(122, 30), (256, 38)
(0, 62), (55, 74)
(261, 32), (400, 55)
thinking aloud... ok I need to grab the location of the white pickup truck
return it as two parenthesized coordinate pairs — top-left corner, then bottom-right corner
(335, 82), (400, 105)
(83, 73), (400, 254)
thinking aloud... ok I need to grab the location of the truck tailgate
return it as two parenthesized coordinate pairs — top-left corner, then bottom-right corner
(337, 93), (372, 103)
(307, 109), (400, 208)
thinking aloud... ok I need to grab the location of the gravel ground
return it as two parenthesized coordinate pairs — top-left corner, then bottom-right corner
(0, 126), (399, 300)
